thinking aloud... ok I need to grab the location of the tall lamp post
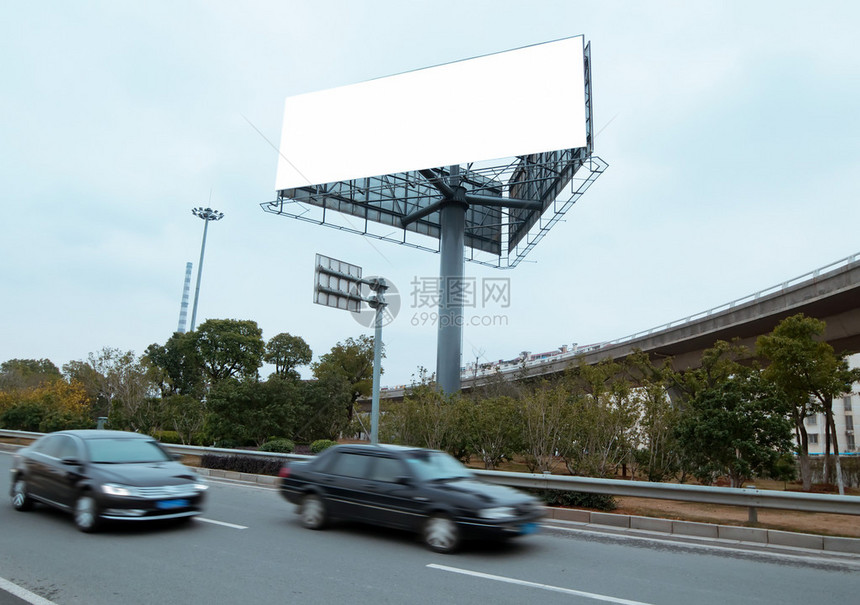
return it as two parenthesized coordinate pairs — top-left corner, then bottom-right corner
(189, 206), (224, 332)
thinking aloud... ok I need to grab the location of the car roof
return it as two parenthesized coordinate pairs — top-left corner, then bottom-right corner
(333, 443), (436, 454)
(52, 430), (153, 440)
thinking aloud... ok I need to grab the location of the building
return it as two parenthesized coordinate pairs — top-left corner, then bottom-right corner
(804, 353), (858, 454)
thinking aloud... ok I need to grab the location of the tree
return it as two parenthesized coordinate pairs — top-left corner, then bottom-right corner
(162, 394), (206, 444)
(458, 395), (523, 469)
(109, 396), (164, 435)
(625, 351), (681, 482)
(669, 339), (778, 483)
(63, 348), (159, 432)
(562, 360), (639, 478)
(519, 380), (574, 474)
(193, 319), (266, 384)
(295, 373), (352, 442)
(0, 380), (92, 432)
(382, 381), (456, 451)
(206, 377), (304, 446)
(674, 366), (793, 487)
(312, 335), (378, 422)
(265, 333), (312, 380)
(62, 359), (109, 419)
(757, 314), (860, 493)
(0, 358), (62, 391)
(144, 331), (204, 397)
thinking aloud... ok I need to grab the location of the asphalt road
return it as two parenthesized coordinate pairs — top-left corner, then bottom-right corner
(1, 451), (858, 605)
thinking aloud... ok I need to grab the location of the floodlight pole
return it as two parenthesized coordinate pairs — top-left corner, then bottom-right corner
(314, 256), (387, 444)
(190, 206), (224, 332)
(368, 281), (387, 445)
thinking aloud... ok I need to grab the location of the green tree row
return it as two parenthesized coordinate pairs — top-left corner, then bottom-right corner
(0, 320), (378, 448)
(378, 314), (858, 493)
(2, 314), (856, 493)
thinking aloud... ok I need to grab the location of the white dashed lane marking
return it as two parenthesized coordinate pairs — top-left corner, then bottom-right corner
(427, 564), (655, 605)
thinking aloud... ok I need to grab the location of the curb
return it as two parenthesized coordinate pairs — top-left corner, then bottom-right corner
(543, 507), (860, 557)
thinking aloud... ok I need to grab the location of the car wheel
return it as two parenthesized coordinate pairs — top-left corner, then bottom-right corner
(11, 478), (34, 511)
(74, 494), (100, 533)
(423, 514), (460, 554)
(300, 494), (327, 530)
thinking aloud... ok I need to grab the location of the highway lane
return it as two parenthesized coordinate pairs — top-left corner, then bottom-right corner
(2, 451), (858, 605)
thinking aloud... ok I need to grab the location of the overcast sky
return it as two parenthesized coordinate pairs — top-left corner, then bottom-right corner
(2, 0), (858, 385)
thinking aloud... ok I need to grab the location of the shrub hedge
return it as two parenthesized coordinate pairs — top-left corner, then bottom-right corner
(528, 489), (617, 511)
(259, 439), (295, 453)
(196, 451), (618, 511)
(310, 439), (337, 454)
(200, 454), (282, 476)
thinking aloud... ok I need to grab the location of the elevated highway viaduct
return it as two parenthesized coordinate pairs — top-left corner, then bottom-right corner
(374, 252), (860, 401)
(507, 252), (860, 380)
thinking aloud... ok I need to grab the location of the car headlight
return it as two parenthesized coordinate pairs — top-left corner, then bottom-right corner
(101, 483), (133, 496)
(479, 506), (517, 520)
(193, 480), (208, 491)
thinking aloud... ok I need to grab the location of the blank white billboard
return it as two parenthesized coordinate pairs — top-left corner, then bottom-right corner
(276, 36), (587, 191)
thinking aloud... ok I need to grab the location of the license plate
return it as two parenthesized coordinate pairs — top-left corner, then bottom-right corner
(156, 499), (189, 510)
(519, 522), (539, 535)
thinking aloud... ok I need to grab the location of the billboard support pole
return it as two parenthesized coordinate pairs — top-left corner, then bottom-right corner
(436, 165), (466, 394)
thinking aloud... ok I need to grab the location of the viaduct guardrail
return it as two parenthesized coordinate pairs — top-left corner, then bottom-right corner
(3, 429), (860, 523)
(376, 251), (860, 398)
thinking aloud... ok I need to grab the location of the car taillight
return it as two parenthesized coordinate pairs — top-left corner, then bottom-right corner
(278, 466), (291, 478)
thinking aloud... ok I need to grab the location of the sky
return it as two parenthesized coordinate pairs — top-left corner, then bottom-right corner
(2, 0), (859, 386)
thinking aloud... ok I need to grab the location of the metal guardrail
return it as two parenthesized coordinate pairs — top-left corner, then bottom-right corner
(472, 470), (860, 518)
(2, 429), (859, 521)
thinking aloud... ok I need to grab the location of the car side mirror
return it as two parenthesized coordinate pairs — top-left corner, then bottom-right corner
(395, 475), (414, 486)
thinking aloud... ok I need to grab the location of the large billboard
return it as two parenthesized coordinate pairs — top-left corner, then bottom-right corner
(275, 36), (587, 191)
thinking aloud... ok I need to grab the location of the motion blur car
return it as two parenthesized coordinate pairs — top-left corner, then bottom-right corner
(9, 430), (208, 532)
(278, 443), (544, 553)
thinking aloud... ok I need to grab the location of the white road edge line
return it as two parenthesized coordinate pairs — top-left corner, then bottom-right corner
(0, 576), (58, 605)
(196, 517), (248, 529)
(427, 564), (655, 605)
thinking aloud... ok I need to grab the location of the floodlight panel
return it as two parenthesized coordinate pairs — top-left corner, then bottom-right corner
(313, 254), (363, 312)
(276, 36), (587, 190)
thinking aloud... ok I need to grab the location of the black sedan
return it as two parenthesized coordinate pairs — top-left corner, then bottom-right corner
(9, 429), (208, 532)
(278, 443), (544, 553)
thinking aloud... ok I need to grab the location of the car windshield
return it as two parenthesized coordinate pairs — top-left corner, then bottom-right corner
(404, 450), (473, 482)
(85, 438), (172, 464)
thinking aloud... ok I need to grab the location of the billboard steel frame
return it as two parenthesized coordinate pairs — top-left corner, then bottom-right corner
(263, 39), (606, 394)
